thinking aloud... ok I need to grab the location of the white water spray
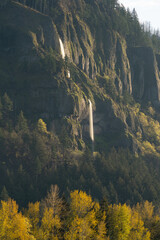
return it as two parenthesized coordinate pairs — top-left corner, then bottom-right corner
(59, 38), (71, 78)
(67, 70), (70, 78)
(88, 99), (94, 145)
(59, 38), (65, 59)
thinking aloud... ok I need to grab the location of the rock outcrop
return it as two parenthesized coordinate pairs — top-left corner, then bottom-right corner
(128, 47), (160, 106)
(0, 1), (59, 53)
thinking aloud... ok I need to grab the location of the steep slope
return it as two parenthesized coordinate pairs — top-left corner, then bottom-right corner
(1, 0), (160, 154)
(1, 0), (160, 207)
(128, 47), (160, 105)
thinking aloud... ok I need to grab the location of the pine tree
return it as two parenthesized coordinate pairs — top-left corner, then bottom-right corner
(1, 93), (13, 129)
(0, 186), (9, 202)
(16, 111), (29, 133)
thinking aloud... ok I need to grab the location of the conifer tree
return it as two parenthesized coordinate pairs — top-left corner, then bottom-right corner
(1, 93), (13, 128)
(16, 111), (28, 132)
(0, 186), (9, 202)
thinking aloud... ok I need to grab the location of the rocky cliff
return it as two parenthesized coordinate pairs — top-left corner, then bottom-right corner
(128, 47), (160, 105)
(1, 0), (160, 153)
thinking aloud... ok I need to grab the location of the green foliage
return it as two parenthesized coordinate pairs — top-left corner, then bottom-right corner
(122, 91), (135, 105)
(16, 111), (29, 133)
(40, 50), (57, 74)
(59, 125), (72, 149)
(138, 111), (160, 154)
(107, 203), (131, 240)
(0, 186), (9, 202)
(1, 89), (160, 210)
(0, 93), (13, 129)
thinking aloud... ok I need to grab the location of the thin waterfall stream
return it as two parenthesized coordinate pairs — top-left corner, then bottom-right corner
(59, 38), (70, 78)
(88, 99), (94, 152)
(59, 38), (65, 59)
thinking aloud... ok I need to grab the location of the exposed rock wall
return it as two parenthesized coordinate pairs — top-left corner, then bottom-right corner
(0, 1), (60, 53)
(1, 1), (160, 151)
(128, 47), (160, 106)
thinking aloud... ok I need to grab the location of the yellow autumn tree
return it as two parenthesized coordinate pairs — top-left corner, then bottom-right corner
(24, 201), (40, 239)
(37, 118), (48, 134)
(39, 207), (61, 240)
(64, 190), (106, 240)
(96, 211), (107, 240)
(128, 208), (151, 240)
(39, 185), (63, 239)
(107, 203), (131, 240)
(25, 188), (62, 240)
(0, 199), (35, 240)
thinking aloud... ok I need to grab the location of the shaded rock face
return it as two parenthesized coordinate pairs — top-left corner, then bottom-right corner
(22, 85), (75, 121)
(58, 15), (98, 80)
(58, 15), (132, 94)
(0, 1), (63, 119)
(81, 98), (134, 149)
(128, 47), (160, 106)
(156, 54), (160, 71)
(115, 37), (132, 94)
(0, 1), (89, 128)
(0, 2), (60, 53)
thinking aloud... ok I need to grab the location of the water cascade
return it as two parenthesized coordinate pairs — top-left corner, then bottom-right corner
(88, 99), (94, 151)
(67, 70), (70, 78)
(59, 38), (70, 78)
(59, 38), (65, 59)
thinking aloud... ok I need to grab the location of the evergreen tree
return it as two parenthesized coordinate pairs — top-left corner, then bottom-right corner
(16, 111), (29, 133)
(0, 186), (9, 202)
(1, 93), (13, 129)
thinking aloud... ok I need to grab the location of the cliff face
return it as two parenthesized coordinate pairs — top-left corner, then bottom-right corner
(0, 2), (60, 54)
(1, 0), (160, 151)
(128, 47), (160, 106)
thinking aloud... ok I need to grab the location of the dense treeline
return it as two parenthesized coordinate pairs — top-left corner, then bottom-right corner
(2, 187), (160, 239)
(1, 93), (160, 208)
(0, 92), (64, 206)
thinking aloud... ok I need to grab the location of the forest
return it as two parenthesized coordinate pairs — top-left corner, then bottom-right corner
(1, 92), (160, 208)
(1, 0), (160, 239)
(1, 186), (160, 240)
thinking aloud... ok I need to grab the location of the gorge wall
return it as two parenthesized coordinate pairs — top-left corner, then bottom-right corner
(1, 0), (160, 151)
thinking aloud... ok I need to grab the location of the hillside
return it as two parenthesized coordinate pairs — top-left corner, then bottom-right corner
(1, 0), (160, 208)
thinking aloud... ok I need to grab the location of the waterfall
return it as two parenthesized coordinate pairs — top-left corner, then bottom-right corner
(59, 38), (65, 59)
(59, 38), (71, 78)
(88, 100), (94, 151)
(67, 70), (70, 78)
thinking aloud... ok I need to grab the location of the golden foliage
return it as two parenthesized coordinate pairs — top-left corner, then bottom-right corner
(64, 190), (104, 240)
(0, 199), (34, 240)
(37, 118), (48, 134)
(129, 208), (151, 240)
(40, 207), (61, 240)
(0, 193), (154, 240)
(24, 202), (40, 238)
(107, 203), (131, 240)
